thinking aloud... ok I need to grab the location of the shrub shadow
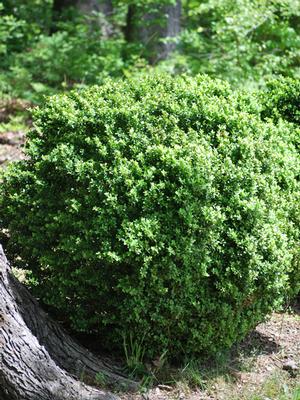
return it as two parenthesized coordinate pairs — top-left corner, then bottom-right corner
(233, 329), (279, 360)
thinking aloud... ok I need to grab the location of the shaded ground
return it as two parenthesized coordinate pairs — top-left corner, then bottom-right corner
(1, 129), (299, 400)
(0, 98), (30, 166)
(120, 311), (300, 400)
(0, 130), (26, 166)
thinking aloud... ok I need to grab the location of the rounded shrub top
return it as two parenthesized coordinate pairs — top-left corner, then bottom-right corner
(1, 74), (299, 360)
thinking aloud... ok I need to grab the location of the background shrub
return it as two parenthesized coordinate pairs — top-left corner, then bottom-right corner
(1, 16), (128, 103)
(0, 75), (299, 360)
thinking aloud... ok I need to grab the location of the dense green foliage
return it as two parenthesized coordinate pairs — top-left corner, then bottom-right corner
(261, 77), (300, 124)
(259, 78), (300, 298)
(1, 0), (300, 103)
(0, 3), (130, 102)
(1, 75), (299, 359)
(176, 0), (300, 86)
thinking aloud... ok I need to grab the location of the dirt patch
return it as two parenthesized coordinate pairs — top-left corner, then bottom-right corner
(0, 99), (31, 123)
(120, 311), (300, 400)
(0, 131), (26, 166)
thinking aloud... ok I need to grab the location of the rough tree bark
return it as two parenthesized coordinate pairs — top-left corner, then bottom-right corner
(0, 245), (137, 400)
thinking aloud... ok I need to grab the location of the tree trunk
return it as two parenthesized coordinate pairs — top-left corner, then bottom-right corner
(53, 0), (112, 15)
(52, 0), (113, 36)
(77, 0), (113, 35)
(124, 1), (181, 63)
(76, 0), (113, 16)
(124, 4), (136, 43)
(52, 0), (75, 13)
(162, 0), (181, 59)
(0, 245), (137, 400)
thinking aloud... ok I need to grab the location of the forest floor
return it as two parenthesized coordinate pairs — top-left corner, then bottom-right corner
(1, 128), (299, 400)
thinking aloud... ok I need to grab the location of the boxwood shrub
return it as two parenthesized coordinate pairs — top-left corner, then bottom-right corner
(261, 77), (300, 125)
(0, 75), (299, 360)
(259, 77), (300, 298)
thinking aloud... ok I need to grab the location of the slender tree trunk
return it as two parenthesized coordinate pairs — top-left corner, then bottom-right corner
(0, 245), (137, 400)
(52, 0), (74, 13)
(124, 4), (136, 43)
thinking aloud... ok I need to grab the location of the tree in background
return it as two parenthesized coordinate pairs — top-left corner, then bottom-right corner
(52, 0), (113, 35)
(124, 0), (181, 62)
(0, 0), (300, 102)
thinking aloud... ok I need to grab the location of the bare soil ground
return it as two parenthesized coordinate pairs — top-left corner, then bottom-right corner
(1, 130), (299, 400)
(0, 130), (25, 166)
(120, 309), (300, 400)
